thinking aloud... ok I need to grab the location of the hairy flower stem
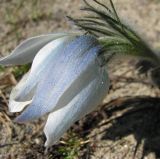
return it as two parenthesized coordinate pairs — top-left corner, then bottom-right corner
(70, 0), (160, 66)
(98, 36), (160, 65)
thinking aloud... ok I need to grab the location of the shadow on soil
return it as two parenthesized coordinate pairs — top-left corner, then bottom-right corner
(79, 96), (160, 159)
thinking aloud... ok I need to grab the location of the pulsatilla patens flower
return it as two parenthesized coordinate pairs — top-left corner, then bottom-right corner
(1, 0), (160, 148)
(0, 33), (109, 146)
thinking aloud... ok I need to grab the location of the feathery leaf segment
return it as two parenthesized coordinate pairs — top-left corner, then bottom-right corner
(68, 0), (160, 64)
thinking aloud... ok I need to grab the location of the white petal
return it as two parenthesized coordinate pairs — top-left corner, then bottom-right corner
(15, 36), (100, 122)
(0, 33), (75, 65)
(44, 68), (109, 147)
(15, 35), (76, 101)
(9, 72), (32, 112)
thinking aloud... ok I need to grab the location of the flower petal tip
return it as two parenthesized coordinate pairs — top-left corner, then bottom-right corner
(44, 141), (51, 148)
(44, 137), (59, 147)
(0, 56), (19, 66)
(14, 117), (24, 124)
(14, 111), (32, 123)
(8, 99), (31, 113)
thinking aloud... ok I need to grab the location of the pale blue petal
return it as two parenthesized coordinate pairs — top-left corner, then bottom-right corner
(15, 36), (75, 101)
(15, 35), (100, 122)
(44, 68), (109, 147)
(8, 72), (32, 113)
(0, 33), (74, 65)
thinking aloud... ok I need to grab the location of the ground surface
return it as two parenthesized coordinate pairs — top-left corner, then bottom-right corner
(0, 0), (160, 159)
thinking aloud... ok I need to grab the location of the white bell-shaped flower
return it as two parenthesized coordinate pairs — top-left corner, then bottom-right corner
(0, 33), (110, 147)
